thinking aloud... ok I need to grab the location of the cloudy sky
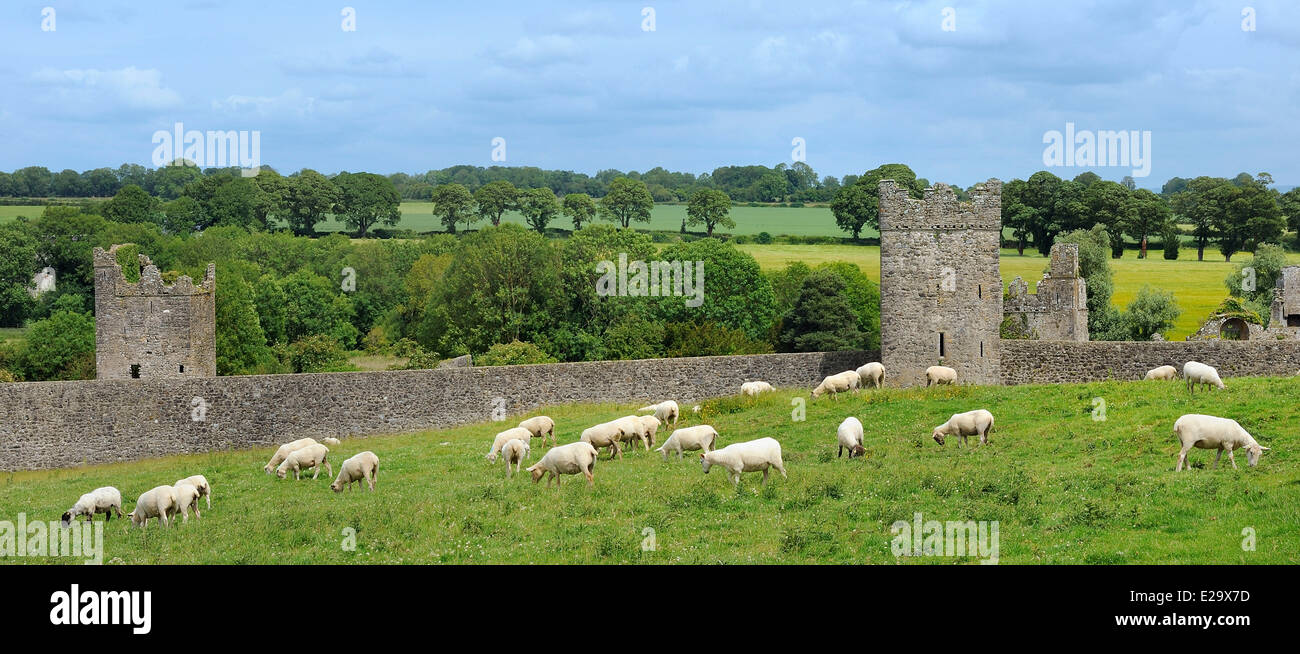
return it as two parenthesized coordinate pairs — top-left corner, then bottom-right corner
(2, 0), (1298, 189)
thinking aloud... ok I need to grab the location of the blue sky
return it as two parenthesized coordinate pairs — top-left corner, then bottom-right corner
(2, 0), (1298, 189)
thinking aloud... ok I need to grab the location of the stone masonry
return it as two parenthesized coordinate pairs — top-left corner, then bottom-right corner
(1003, 243), (1089, 341)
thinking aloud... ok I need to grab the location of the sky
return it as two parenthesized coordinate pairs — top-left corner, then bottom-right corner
(2, 0), (1298, 190)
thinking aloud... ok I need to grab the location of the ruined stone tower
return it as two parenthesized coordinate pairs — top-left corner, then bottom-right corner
(879, 179), (1002, 387)
(93, 244), (216, 380)
(1003, 243), (1089, 341)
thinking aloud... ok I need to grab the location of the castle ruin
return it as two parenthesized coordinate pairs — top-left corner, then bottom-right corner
(1003, 243), (1089, 341)
(93, 244), (216, 380)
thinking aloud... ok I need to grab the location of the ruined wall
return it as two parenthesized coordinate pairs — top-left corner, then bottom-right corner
(879, 179), (1003, 386)
(1003, 243), (1089, 341)
(1000, 340), (1300, 385)
(0, 350), (872, 471)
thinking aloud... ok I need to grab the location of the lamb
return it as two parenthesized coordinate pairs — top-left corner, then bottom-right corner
(1173, 414), (1270, 471)
(331, 451), (379, 492)
(700, 437), (787, 487)
(61, 487), (124, 525)
(487, 427), (534, 463)
(925, 366), (957, 386)
(263, 437), (319, 474)
(1144, 365), (1178, 381)
(581, 421), (627, 460)
(811, 370), (860, 400)
(932, 409), (995, 447)
(174, 475), (211, 510)
(740, 381), (774, 397)
(501, 439), (530, 478)
(837, 417), (866, 458)
(856, 362), (885, 389)
(277, 443), (332, 480)
(527, 442), (599, 487)
(517, 416), (557, 448)
(1183, 361), (1225, 393)
(128, 485), (179, 529)
(322, 437), (342, 446)
(173, 483), (202, 523)
(637, 400), (679, 426)
(656, 425), (719, 461)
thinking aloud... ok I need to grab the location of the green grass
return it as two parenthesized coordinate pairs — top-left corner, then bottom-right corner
(2, 377), (1297, 564)
(0, 206), (45, 222)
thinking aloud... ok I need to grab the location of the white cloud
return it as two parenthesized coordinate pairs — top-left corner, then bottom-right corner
(31, 67), (182, 111)
(210, 89), (317, 118)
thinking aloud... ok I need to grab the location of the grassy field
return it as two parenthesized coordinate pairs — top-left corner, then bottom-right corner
(0, 206), (44, 221)
(1, 377), (1296, 564)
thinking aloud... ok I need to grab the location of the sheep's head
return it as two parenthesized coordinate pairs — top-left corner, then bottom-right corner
(528, 466), (544, 483)
(276, 468), (288, 480)
(850, 444), (866, 458)
(1215, 379), (1226, 389)
(60, 511), (74, 527)
(700, 454), (712, 473)
(330, 480), (343, 493)
(262, 464), (274, 475)
(931, 428), (946, 446)
(1246, 444), (1270, 467)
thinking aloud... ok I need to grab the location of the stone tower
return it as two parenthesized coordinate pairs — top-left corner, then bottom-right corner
(93, 244), (216, 380)
(879, 179), (1003, 387)
(1003, 243), (1089, 341)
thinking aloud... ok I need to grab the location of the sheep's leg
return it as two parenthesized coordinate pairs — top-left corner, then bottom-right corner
(1212, 450), (1222, 469)
(838, 445), (843, 458)
(761, 468), (769, 485)
(1227, 448), (1238, 470)
(1175, 446), (1192, 471)
(776, 462), (787, 479)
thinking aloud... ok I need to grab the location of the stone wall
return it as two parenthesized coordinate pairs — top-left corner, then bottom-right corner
(1003, 243), (1089, 341)
(0, 350), (872, 471)
(1000, 339), (1300, 385)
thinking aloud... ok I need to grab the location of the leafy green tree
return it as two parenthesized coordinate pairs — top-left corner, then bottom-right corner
(651, 238), (777, 340)
(12, 308), (96, 381)
(662, 322), (772, 357)
(1127, 188), (1174, 258)
(598, 177), (654, 228)
(102, 184), (160, 224)
(1161, 226), (1182, 260)
(215, 274), (277, 375)
(817, 262), (881, 351)
(686, 189), (734, 236)
(1279, 187), (1300, 237)
(474, 340), (559, 366)
(1122, 285), (1180, 340)
(284, 334), (354, 373)
(830, 184), (875, 240)
(162, 196), (205, 234)
(251, 169), (288, 230)
(473, 180), (518, 227)
(0, 225), (37, 326)
(333, 172), (401, 238)
(778, 269), (864, 352)
(1212, 175), (1285, 262)
(1055, 225), (1121, 338)
(429, 183), (476, 234)
(282, 169), (341, 236)
(602, 313), (666, 360)
(561, 193), (597, 230)
(276, 269), (359, 348)
(1082, 180), (1135, 257)
(1170, 176), (1230, 261)
(518, 187), (560, 234)
(1225, 243), (1288, 312)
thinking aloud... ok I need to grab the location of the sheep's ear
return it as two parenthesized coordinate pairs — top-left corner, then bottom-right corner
(1261, 446), (1271, 451)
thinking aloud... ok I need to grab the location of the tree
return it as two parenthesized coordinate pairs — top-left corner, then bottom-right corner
(1054, 225), (1120, 338)
(1001, 178), (1038, 255)
(251, 169), (288, 230)
(429, 183), (476, 234)
(1279, 187), (1300, 237)
(102, 185), (160, 224)
(333, 172), (401, 238)
(12, 307), (96, 381)
(561, 193), (597, 230)
(518, 187), (560, 234)
(0, 225), (37, 326)
(830, 184), (875, 240)
(1170, 176), (1230, 261)
(685, 189), (734, 236)
(650, 238), (777, 340)
(215, 274), (276, 375)
(1224, 243), (1288, 312)
(1082, 180), (1135, 258)
(1122, 285), (1180, 340)
(474, 340), (558, 366)
(598, 177), (654, 228)
(1212, 175), (1284, 262)
(1126, 188), (1173, 259)
(778, 269), (864, 352)
(473, 180), (518, 227)
(282, 169), (341, 236)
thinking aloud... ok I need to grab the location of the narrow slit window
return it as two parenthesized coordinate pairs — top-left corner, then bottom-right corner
(130, 364), (141, 379)
(179, 365), (185, 373)
(938, 333), (946, 358)
(978, 284), (982, 299)
(980, 341), (984, 357)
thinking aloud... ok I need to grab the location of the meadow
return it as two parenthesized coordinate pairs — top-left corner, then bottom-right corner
(1, 377), (1296, 564)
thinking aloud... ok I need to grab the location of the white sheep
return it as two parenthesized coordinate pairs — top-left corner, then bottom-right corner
(637, 415), (662, 448)
(1173, 414), (1270, 471)
(322, 437), (342, 446)
(811, 370), (860, 400)
(128, 485), (178, 529)
(263, 438), (319, 474)
(331, 451), (379, 492)
(277, 443), (332, 480)
(1183, 361), (1225, 393)
(581, 421), (627, 460)
(1144, 365), (1178, 381)
(501, 439), (530, 478)
(487, 427), (534, 463)
(925, 366), (957, 386)
(856, 362), (885, 389)
(837, 417), (865, 458)
(637, 400), (679, 426)
(173, 483), (202, 523)
(517, 416), (557, 448)
(740, 381), (774, 396)
(609, 415), (651, 452)
(527, 442), (599, 487)
(61, 487), (124, 525)
(173, 475), (211, 510)
(701, 437), (787, 487)
(932, 409), (995, 447)
(655, 425), (719, 461)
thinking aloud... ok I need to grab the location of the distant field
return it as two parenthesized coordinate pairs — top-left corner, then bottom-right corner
(0, 327), (27, 345)
(0, 206), (44, 222)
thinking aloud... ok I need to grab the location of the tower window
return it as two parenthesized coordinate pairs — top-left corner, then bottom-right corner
(130, 364), (141, 379)
(978, 284), (982, 299)
(980, 341), (984, 357)
(938, 333), (946, 358)
(179, 365), (185, 373)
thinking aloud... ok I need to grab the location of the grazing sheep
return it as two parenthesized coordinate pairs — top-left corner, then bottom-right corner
(1183, 361), (1225, 393)
(331, 451), (379, 492)
(932, 409), (995, 447)
(837, 417), (866, 458)
(1173, 414), (1270, 471)
(925, 366), (957, 386)
(517, 416), (557, 448)
(656, 425), (719, 461)
(691, 405), (701, 414)
(263, 438), (319, 474)
(581, 421), (626, 460)
(487, 427), (534, 463)
(1144, 365), (1178, 381)
(740, 381), (774, 397)
(528, 442), (599, 487)
(61, 487), (124, 525)
(173, 475), (211, 510)
(701, 437), (787, 487)
(277, 443), (332, 480)
(501, 439), (530, 478)
(610, 415), (652, 452)
(811, 371), (860, 401)
(638, 400), (679, 426)
(128, 485), (178, 529)
(322, 437), (342, 446)
(856, 362), (885, 389)
(173, 483), (202, 523)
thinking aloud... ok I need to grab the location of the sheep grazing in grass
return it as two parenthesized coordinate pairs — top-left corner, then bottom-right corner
(528, 442), (599, 487)
(740, 381), (774, 397)
(1173, 414), (1271, 471)
(322, 437), (342, 446)
(610, 415), (652, 452)
(656, 425), (719, 461)
(128, 485), (178, 529)
(332, 451), (379, 492)
(517, 416), (557, 448)
(811, 371), (860, 401)
(932, 409), (995, 447)
(581, 421), (627, 460)
(1183, 361), (1225, 393)
(501, 439), (530, 478)
(701, 437), (787, 487)
(837, 417), (866, 458)
(263, 438), (319, 474)
(633, 415), (662, 449)
(277, 443), (332, 480)
(487, 427), (534, 463)
(925, 366), (957, 386)
(638, 400), (679, 426)
(173, 475), (211, 510)
(173, 483), (202, 523)
(855, 362), (885, 389)
(1144, 365), (1178, 381)
(61, 487), (124, 526)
